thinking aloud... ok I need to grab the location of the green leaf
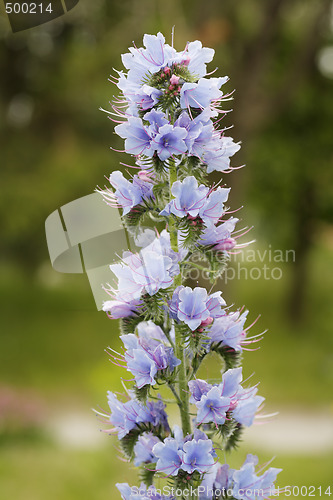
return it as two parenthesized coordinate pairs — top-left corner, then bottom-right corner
(134, 384), (150, 403)
(139, 465), (156, 487)
(211, 343), (243, 371)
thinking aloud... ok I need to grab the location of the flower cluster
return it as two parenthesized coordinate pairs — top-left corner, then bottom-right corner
(97, 32), (281, 500)
(189, 367), (264, 428)
(170, 285), (225, 330)
(98, 170), (155, 215)
(109, 32), (240, 174)
(102, 230), (180, 318)
(104, 391), (169, 440)
(153, 427), (216, 477)
(116, 454), (282, 500)
(117, 321), (180, 388)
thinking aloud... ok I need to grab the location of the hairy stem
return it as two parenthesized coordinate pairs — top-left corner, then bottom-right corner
(168, 161), (191, 436)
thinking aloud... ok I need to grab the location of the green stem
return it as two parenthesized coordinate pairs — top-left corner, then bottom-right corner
(168, 161), (192, 437)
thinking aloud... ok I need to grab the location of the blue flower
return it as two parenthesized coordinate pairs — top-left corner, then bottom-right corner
(200, 462), (230, 497)
(126, 348), (158, 388)
(176, 286), (210, 330)
(153, 124), (188, 161)
(160, 176), (208, 218)
(208, 310), (249, 351)
(100, 170), (154, 216)
(188, 379), (212, 404)
(153, 437), (183, 476)
(175, 110), (214, 158)
(203, 136), (241, 173)
(118, 33), (215, 97)
(121, 32), (176, 84)
(232, 386), (265, 427)
(198, 187), (230, 227)
(102, 297), (141, 319)
(220, 367), (243, 398)
(188, 368), (263, 429)
(120, 322), (180, 388)
(171, 286), (226, 330)
(106, 392), (169, 439)
(181, 40), (215, 78)
(180, 77), (228, 109)
(115, 117), (154, 157)
(182, 437), (215, 474)
(196, 386), (231, 426)
(135, 250), (176, 295)
(133, 85), (163, 111)
(133, 432), (159, 466)
(161, 179), (229, 228)
(105, 231), (181, 309)
(206, 291), (226, 318)
(231, 454), (282, 500)
(198, 217), (238, 251)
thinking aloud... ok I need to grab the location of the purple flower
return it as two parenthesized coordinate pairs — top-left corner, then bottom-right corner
(189, 368), (262, 428)
(171, 286), (226, 330)
(106, 392), (169, 439)
(160, 176), (208, 218)
(231, 454), (282, 500)
(102, 297), (141, 319)
(135, 250), (176, 295)
(153, 437), (183, 476)
(177, 286), (210, 331)
(126, 349), (158, 388)
(196, 386), (231, 426)
(153, 124), (188, 161)
(188, 379), (211, 404)
(135, 85), (163, 110)
(161, 179), (229, 228)
(133, 432), (159, 466)
(199, 187), (230, 227)
(115, 117), (154, 157)
(206, 291), (226, 318)
(120, 324), (180, 388)
(106, 232), (181, 306)
(180, 77), (228, 109)
(117, 72), (162, 111)
(182, 437), (215, 474)
(121, 32), (176, 84)
(203, 136), (241, 173)
(175, 110), (215, 158)
(200, 462), (230, 495)
(100, 170), (154, 216)
(136, 320), (169, 345)
(220, 367), (243, 398)
(182, 40), (215, 78)
(110, 256), (144, 300)
(232, 386), (265, 427)
(198, 217), (238, 250)
(208, 310), (249, 352)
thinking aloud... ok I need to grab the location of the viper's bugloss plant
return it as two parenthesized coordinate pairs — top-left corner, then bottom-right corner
(96, 32), (282, 500)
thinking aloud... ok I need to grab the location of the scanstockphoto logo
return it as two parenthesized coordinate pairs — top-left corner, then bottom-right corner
(3, 0), (80, 33)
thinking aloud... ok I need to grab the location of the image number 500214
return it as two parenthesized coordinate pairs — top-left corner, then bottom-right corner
(4, 0), (80, 33)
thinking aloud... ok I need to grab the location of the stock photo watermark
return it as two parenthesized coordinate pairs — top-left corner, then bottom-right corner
(3, 0), (80, 33)
(130, 484), (332, 498)
(185, 246), (296, 284)
(45, 193), (297, 308)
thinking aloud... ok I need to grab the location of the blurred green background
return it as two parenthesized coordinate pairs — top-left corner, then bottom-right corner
(1, 1), (333, 498)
